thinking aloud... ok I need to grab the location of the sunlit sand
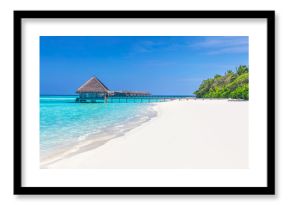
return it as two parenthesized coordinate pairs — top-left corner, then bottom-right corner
(47, 99), (248, 169)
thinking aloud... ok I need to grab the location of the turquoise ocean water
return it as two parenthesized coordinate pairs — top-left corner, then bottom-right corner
(40, 95), (193, 162)
(40, 95), (160, 158)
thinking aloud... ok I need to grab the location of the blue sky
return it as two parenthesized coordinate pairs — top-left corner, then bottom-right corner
(40, 36), (248, 95)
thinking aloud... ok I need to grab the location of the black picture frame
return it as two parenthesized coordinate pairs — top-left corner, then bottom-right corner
(14, 10), (275, 195)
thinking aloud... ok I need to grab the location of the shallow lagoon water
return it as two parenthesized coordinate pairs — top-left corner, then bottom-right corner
(40, 95), (157, 157)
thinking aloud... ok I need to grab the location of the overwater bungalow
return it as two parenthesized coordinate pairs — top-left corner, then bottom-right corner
(113, 91), (150, 97)
(76, 76), (150, 103)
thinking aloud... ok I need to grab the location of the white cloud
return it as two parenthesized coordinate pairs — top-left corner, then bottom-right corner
(190, 37), (248, 55)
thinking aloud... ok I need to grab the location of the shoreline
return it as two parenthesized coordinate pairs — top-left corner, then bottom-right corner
(40, 103), (158, 168)
(46, 99), (249, 169)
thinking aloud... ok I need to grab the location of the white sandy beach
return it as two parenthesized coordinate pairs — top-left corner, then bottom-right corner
(47, 99), (248, 169)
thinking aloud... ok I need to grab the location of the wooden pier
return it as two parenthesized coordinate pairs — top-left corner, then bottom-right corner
(75, 76), (195, 103)
(76, 96), (195, 103)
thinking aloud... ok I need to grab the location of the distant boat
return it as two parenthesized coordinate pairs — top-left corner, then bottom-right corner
(76, 76), (150, 103)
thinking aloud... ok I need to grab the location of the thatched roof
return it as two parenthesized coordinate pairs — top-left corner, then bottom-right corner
(76, 76), (109, 93)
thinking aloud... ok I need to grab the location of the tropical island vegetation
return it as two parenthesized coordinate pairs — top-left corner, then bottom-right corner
(194, 65), (249, 100)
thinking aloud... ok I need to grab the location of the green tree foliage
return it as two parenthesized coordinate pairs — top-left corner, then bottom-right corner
(194, 65), (249, 100)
